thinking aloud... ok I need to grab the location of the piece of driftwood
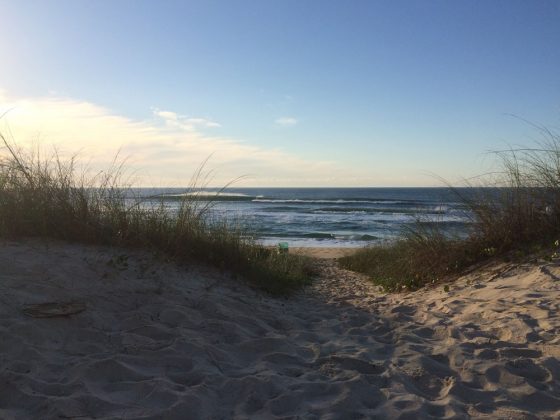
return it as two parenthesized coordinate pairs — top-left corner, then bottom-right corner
(22, 302), (86, 318)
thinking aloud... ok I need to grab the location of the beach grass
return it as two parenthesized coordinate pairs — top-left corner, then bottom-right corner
(341, 125), (560, 291)
(0, 133), (313, 295)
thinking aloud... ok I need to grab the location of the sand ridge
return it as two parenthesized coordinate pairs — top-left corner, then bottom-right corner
(0, 240), (559, 419)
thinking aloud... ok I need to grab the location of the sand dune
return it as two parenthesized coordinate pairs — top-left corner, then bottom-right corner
(1, 240), (559, 419)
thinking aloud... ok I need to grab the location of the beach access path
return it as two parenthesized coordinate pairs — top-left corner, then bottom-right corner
(0, 240), (559, 419)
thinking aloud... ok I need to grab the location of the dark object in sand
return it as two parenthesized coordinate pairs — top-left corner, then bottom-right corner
(22, 301), (86, 318)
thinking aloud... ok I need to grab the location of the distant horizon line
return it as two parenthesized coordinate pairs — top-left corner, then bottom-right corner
(127, 185), (467, 189)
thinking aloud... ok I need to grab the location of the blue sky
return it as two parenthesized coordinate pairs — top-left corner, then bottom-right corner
(1, 0), (559, 186)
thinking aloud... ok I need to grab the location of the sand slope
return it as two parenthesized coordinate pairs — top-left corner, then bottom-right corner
(0, 240), (559, 419)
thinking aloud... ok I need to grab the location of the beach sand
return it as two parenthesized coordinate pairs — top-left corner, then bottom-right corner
(1, 239), (559, 418)
(290, 246), (358, 259)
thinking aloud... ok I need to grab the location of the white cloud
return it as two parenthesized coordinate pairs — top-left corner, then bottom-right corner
(274, 117), (298, 127)
(153, 109), (178, 121)
(185, 118), (221, 128)
(152, 108), (221, 131)
(0, 91), (381, 186)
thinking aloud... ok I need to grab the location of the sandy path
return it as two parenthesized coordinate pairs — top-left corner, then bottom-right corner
(0, 240), (559, 419)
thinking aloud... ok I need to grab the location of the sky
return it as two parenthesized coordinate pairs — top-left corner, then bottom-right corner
(1, 0), (559, 187)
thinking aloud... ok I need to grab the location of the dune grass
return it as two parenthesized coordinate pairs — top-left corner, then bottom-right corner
(341, 125), (560, 291)
(0, 133), (313, 295)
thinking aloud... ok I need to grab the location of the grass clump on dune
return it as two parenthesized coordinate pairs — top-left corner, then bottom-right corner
(0, 133), (313, 295)
(341, 125), (560, 292)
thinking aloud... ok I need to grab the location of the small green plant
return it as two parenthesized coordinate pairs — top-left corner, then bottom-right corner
(551, 239), (560, 260)
(484, 247), (496, 257)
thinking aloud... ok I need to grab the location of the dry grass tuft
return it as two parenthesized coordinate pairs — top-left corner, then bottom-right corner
(0, 132), (313, 295)
(341, 124), (560, 291)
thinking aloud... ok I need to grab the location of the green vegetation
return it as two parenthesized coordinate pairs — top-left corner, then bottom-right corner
(0, 133), (313, 295)
(341, 125), (560, 292)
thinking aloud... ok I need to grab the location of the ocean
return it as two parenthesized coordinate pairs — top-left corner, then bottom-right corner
(132, 188), (472, 248)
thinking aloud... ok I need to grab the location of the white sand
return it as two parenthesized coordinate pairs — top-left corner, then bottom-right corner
(290, 247), (358, 259)
(1, 240), (559, 419)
